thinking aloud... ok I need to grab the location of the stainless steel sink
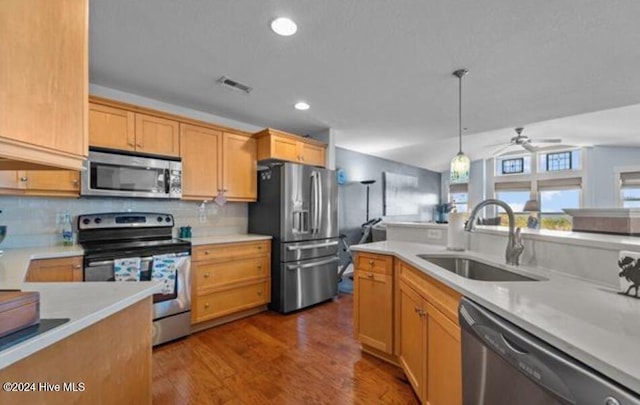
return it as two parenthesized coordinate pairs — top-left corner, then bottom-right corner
(417, 255), (540, 282)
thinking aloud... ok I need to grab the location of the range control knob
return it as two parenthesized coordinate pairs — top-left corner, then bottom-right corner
(157, 216), (163, 223)
(94, 217), (102, 224)
(82, 218), (90, 225)
(165, 217), (171, 223)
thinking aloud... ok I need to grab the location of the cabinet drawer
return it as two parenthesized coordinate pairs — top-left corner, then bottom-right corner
(193, 241), (270, 262)
(355, 252), (393, 274)
(193, 281), (270, 323)
(399, 260), (461, 323)
(194, 256), (269, 292)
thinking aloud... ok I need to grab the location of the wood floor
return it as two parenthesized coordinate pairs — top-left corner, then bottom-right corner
(152, 294), (419, 404)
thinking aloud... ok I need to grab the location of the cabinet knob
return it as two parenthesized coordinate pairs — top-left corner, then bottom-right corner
(204, 251), (210, 255)
(257, 290), (263, 296)
(367, 273), (374, 279)
(257, 264), (262, 270)
(204, 303), (210, 309)
(20, 176), (28, 182)
(368, 260), (374, 266)
(257, 246), (262, 250)
(203, 272), (210, 278)
(74, 264), (82, 269)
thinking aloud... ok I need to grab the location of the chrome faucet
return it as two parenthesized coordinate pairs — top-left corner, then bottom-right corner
(464, 199), (524, 266)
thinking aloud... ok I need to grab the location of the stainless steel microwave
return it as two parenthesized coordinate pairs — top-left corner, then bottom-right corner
(81, 150), (182, 199)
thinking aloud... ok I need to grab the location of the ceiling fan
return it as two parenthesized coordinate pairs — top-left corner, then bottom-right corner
(487, 127), (562, 155)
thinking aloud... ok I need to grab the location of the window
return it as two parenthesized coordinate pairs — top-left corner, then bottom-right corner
(449, 183), (468, 213)
(620, 171), (640, 208)
(537, 177), (581, 231)
(501, 158), (524, 174)
(495, 154), (531, 176)
(538, 149), (581, 172)
(494, 181), (531, 227)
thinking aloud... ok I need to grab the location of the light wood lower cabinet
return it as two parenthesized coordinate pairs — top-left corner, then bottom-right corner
(398, 260), (462, 405)
(25, 256), (83, 282)
(353, 254), (463, 405)
(353, 252), (394, 355)
(399, 280), (427, 399)
(191, 240), (271, 326)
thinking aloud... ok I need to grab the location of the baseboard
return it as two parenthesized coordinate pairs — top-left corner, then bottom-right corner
(190, 305), (267, 333)
(361, 344), (400, 367)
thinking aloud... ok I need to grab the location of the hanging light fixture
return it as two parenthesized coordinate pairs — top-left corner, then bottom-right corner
(450, 68), (470, 183)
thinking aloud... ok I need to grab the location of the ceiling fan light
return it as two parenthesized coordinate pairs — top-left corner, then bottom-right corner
(450, 152), (470, 183)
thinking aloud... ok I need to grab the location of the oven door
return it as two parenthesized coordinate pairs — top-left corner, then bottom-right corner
(84, 253), (191, 319)
(81, 150), (180, 199)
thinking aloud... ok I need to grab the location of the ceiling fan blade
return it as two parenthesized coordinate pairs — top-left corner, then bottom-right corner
(533, 138), (562, 143)
(522, 142), (539, 152)
(490, 144), (515, 156)
(484, 141), (512, 148)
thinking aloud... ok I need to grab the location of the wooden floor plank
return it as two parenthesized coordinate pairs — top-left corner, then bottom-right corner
(153, 294), (419, 404)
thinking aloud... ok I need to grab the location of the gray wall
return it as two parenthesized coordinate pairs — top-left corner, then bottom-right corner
(336, 147), (441, 246)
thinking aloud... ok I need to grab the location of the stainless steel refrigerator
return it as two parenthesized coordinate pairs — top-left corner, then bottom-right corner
(249, 163), (338, 313)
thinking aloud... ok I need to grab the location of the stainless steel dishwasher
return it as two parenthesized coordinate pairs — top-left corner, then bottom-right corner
(459, 297), (640, 405)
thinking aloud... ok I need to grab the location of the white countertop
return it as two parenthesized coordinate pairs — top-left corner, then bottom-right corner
(351, 241), (640, 394)
(182, 234), (272, 246)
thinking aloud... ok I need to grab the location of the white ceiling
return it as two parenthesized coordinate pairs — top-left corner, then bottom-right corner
(89, 0), (640, 172)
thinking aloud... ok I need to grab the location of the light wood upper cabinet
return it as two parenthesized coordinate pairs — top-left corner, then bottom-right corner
(299, 142), (326, 167)
(26, 256), (83, 282)
(0, 0), (88, 170)
(254, 128), (327, 168)
(88, 103), (135, 151)
(89, 102), (180, 157)
(180, 124), (222, 200)
(135, 113), (180, 157)
(0, 170), (79, 197)
(222, 133), (257, 201)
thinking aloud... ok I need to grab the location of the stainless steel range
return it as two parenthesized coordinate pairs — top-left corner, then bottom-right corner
(77, 212), (191, 346)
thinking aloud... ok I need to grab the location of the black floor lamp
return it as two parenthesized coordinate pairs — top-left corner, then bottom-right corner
(360, 180), (376, 222)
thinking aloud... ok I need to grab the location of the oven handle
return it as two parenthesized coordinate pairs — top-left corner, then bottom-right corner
(286, 256), (340, 271)
(87, 257), (154, 267)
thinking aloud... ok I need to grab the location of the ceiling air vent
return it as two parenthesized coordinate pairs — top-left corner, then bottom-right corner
(216, 76), (253, 94)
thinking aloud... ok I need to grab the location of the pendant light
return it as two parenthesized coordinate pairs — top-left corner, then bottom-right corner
(450, 68), (470, 183)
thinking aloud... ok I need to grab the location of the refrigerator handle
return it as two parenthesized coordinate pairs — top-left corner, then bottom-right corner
(316, 171), (322, 234)
(310, 171), (318, 234)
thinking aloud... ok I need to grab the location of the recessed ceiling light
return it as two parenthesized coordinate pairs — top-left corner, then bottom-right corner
(294, 101), (310, 111)
(271, 17), (297, 36)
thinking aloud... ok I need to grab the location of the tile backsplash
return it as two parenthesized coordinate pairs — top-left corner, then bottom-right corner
(0, 196), (248, 248)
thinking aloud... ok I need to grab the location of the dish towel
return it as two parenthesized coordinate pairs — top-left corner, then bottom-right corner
(113, 257), (141, 282)
(152, 254), (180, 294)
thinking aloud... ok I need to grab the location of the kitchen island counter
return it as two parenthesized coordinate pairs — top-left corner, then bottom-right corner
(352, 240), (640, 395)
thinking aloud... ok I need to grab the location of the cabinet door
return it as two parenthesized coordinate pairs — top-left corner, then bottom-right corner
(0, 0), (88, 158)
(399, 281), (427, 401)
(222, 133), (256, 201)
(427, 303), (462, 405)
(135, 113), (180, 157)
(354, 270), (393, 353)
(23, 171), (80, 195)
(179, 124), (221, 200)
(89, 103), (135, 151)
(26, 257), (83, 282)
(0, 172), (24, 191)
(299, 142), (326, 167)
(270, 135), (300, 162)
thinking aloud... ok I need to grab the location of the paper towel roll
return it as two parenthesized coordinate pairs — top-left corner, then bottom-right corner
(447, 212), (466, 251)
